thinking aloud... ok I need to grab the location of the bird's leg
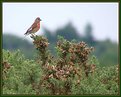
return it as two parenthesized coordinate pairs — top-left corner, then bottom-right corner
(33, 33), (36, 36)
(30, 33), (35, 39)
(31, 33), (34, 37)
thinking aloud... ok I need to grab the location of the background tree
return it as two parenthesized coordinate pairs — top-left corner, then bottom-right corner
(84, 23), (96, 46)
(3, 22), (118, 66)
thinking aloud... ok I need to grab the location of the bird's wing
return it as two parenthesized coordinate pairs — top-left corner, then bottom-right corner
(28, 22), (37, 32)
(24, 22), (37, 35)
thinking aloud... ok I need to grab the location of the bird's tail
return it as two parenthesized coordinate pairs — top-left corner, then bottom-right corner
(24, 31), (29, 35)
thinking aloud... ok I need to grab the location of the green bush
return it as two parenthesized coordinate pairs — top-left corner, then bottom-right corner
(2, 50), (43, 94)
(2, 35), (119, 95)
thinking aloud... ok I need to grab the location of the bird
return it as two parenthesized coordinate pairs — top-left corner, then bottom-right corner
(24, 17), (42, 35)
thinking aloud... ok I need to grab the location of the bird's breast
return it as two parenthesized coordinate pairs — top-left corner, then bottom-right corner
(37, 22), (40, 28)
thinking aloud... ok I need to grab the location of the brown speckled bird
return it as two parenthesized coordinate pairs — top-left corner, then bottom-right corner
(24, 17), (42, 35)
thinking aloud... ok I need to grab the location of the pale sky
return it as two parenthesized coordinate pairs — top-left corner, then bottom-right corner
(3, 3), (119, 42)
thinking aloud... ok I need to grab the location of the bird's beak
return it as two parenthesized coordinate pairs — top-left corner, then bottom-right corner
(40, 19), (42, 21)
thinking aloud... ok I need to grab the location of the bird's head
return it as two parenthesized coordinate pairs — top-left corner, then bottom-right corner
(35, 17), (42, 22)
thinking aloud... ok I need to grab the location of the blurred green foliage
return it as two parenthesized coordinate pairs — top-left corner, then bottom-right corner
(3, 34), (36, 59)
(3, 22), (118, 66)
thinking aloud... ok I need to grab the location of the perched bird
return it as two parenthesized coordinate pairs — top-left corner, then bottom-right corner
(24, 17), (42, 35)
